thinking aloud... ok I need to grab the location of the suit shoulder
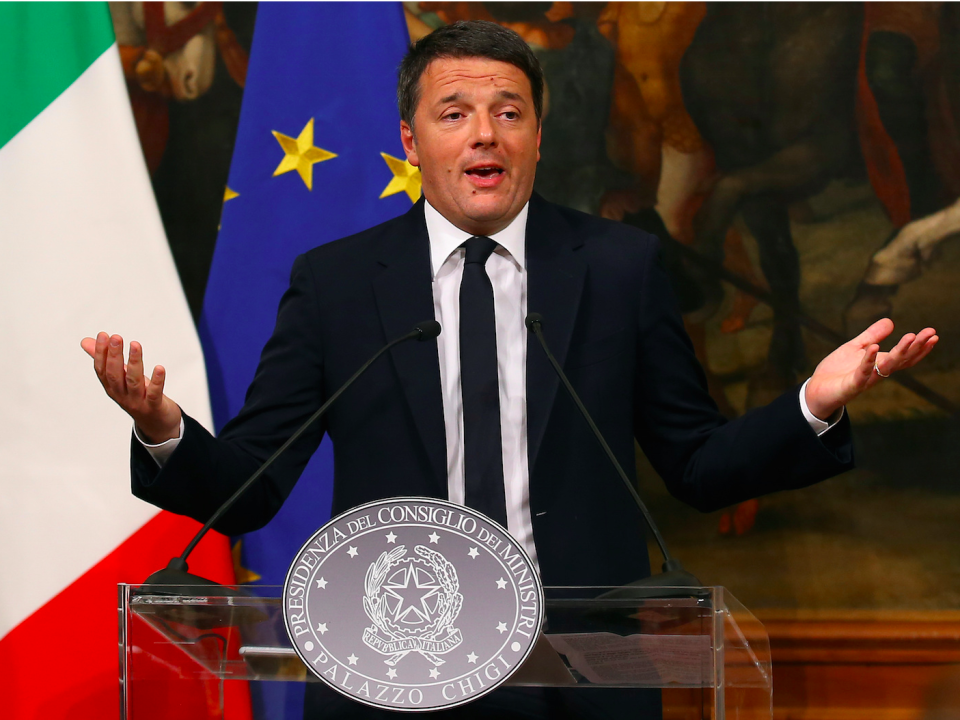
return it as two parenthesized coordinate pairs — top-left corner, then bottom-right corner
(550, 202), (662, 260)
(299, 211), (410, 267)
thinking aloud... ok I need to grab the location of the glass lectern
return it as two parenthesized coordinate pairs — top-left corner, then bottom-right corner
(119, 584), (771, 719)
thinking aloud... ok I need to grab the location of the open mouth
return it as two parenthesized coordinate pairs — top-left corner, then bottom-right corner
(465, 166), (504, 178)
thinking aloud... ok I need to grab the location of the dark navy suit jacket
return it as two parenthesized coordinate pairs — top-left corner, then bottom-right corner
(131, 193), (853, 587)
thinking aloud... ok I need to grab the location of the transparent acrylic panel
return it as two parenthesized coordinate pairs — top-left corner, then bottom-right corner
(719, 588), (773, 720)
(120, 584), (771, 719)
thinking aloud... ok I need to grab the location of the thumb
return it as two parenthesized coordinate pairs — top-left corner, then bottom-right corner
(853, 317), (894, 347)
(80, 337), (96, 358)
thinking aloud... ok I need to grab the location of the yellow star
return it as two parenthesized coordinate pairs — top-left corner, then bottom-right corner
(272, 118), (337, 190)
(223, 186), (239, 202)
(231, 540), (262, 584)
(379, 152), (421, 203)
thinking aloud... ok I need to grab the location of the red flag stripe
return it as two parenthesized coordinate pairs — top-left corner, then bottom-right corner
(0, 511), (252, 720)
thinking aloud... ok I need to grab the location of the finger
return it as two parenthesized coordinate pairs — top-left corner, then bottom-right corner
(901, 335), (939, 369)
(859, 344), (880, 385)
(897, 327), (937, 359)
(853, 318), (894, 347)
(899, 331), (934, 364)
(886, 332), (917, 367)
(104, 334), (127, 395)
(127, 341), (145, 396)
(94, 332), (109, 379)
(907, 328), (937, 356)
(915, 327), (937, 344)
(145, 365), (166, 407)
(873, 348), (893, 379)
(80, 337), (97, 358)
(892, 328), (939, 370)
(876, 330), (917, 375)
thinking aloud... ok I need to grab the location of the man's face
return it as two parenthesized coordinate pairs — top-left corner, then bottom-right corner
(401, 56), (541, 236)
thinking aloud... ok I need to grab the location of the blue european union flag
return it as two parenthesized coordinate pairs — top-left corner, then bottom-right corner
(198, 4), (412, 717)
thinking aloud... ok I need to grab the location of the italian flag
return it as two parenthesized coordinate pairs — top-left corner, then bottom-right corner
(0, 5), (248, 718)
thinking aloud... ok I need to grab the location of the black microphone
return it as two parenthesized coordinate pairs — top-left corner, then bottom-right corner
(525, 313), (701, 594)
(143, 320), (442, 602)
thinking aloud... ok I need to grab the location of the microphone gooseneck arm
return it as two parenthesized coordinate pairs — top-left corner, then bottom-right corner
(525, 313), (694, 582)
(171, 320), (442, 572)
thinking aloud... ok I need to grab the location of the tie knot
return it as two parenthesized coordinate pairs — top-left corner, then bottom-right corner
(464, 236), (497, 265)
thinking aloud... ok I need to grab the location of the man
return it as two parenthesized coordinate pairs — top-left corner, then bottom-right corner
(84, 21), (936, 718)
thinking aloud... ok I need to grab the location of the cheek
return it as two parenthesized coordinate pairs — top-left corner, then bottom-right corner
(515, 147), (539, 174)
(420, 146), (456, 174)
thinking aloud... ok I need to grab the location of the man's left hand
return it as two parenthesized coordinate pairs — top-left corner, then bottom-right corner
(805, 318), (938, 421)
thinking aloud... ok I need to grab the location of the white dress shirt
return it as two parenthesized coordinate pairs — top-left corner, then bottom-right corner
(139, 200), (841, 569)
(423, 199), (536, 565)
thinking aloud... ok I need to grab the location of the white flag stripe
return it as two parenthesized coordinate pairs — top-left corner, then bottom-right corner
(0, 45), (213, 638)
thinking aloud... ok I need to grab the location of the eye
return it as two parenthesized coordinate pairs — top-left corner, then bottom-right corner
(442, 112), (463, 121)
(501, 111), (519, 121)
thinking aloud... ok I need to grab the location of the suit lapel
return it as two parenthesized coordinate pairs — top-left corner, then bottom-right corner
(525, 194), (587, 472)
(372, 201), (448, 497)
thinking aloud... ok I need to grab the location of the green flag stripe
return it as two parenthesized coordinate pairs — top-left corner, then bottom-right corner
(0, 2), (115, 149)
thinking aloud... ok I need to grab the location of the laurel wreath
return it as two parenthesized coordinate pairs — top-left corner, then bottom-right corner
(362, 544), (462, 641)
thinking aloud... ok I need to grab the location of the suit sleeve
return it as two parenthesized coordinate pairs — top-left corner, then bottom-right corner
(130, 254), (328, 535)
(632, 240), (854, 512)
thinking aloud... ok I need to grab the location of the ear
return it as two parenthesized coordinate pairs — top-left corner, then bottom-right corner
(400, 121), (420, 167)
(536, 122), (542, 163)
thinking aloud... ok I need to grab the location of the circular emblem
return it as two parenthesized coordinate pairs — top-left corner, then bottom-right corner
(282, 497), (544, 712)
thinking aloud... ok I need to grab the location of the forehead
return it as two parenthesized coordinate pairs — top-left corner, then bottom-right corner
(418, 56), (532, 102)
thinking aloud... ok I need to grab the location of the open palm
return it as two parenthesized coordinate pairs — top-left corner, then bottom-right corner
(805, 319), (938, 420)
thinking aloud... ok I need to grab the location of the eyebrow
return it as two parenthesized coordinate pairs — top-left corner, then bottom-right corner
(437, 90), (526, 105)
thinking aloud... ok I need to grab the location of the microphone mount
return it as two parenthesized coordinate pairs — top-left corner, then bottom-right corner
(141, 320), (442, 607)
(525, 313), (701, 593)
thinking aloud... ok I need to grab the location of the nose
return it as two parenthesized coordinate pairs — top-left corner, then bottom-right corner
(470, 112), (496, 149)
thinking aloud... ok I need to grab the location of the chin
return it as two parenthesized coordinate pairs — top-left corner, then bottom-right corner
(462, 197), (513, 223)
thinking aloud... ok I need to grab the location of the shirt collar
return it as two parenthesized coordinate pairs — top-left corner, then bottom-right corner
(424, 198), (528, 278)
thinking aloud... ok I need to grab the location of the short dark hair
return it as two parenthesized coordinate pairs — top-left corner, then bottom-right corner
(397, 20), (544, 128)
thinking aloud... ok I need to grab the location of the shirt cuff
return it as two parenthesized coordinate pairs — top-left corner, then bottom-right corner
(134, 417), (184, 468)
(799, 378), (844, 436)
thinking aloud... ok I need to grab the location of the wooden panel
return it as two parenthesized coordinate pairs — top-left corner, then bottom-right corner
(660, 611), (960, 720)
(762, 611), (960, 720)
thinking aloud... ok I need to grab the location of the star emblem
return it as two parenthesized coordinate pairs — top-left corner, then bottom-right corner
(223, 186), (239, 203)
(387, 667), (398, 679)
(468, 547), (479, 559)
(382, 564), (441, 625)
(428, 532), (440, 544)
(316, 577), (328, 589)
(379, 152), (422, 203)
(317, 622), (328, 635)
(347, 546), (359, 558)
(496, 577), (507, 590)
(497, 622), (508, 634)
(429, 667), (440, 679)
(271, 118), (336, 191)
(467, 652), (478, 664)
(385, 531), (397, 544)
(347, 654), (358, 666)
(231, 540), (262, 584)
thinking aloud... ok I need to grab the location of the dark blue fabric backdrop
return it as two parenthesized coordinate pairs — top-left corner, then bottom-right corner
(198, 4), (412, 717)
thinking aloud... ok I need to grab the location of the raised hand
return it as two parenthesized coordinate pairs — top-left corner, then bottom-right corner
(80, 332), (182, 443)
(805, 318), (938, 421)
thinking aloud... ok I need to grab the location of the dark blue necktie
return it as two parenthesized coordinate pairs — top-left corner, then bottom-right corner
(460, 236), (507, 528)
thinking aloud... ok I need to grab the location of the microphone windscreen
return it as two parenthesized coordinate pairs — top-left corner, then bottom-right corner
(525, 313), (544, 332)
(414, 320), (442, 340)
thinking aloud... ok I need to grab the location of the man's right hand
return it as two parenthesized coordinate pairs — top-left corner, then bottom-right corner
(80, 332), (182, 444)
